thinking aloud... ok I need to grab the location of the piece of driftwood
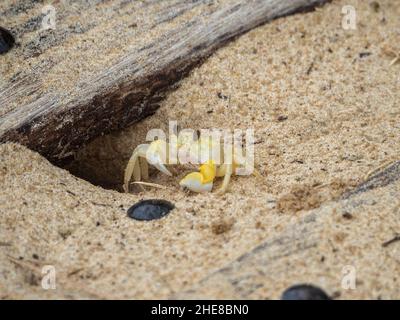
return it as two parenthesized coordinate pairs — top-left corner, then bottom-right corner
(0, 0), (329, 162)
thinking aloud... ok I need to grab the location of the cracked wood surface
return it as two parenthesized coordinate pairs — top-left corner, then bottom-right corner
(0, 0), (328, 162)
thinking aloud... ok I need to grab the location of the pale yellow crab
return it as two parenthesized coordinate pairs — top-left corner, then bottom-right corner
(123, 132), (256, 194)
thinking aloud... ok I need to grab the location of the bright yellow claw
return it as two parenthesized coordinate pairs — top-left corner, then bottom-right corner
(180, 161), (216, 192)
(179, 172), (213, 193)
(199, 160), (216, 183)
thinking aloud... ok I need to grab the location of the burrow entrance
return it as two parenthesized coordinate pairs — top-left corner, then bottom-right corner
(64, 113), (171, 192)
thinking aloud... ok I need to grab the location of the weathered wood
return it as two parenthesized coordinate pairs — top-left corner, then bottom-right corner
(341, 161), (400, 199)
(0, 0), (329, 162)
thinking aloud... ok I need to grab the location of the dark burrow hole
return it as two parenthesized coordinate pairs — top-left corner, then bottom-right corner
(61, 110), (214, 194)
(62, 117), (174, 193)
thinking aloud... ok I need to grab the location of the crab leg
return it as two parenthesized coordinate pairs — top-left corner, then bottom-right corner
(123, 144), (149, 192)
(216, 163), (233, 194)
(140, 158), (149, 180)
(133, 158), (141, 181)
(133, 161), (145, 192)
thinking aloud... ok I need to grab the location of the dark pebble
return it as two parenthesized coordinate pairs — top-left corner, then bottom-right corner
(370, 1), (380, 12)
(217, 92), (228, 100)
(281, 284), (331, 300)
(0, 27), (15, 54)
(277, 115), (288, 122)
(342, 212), (353, 219)
(359, 52), (372, 59)
(127, 199), (174, 221)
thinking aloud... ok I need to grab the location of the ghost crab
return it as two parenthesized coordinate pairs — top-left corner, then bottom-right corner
(123, 131), (256, 194)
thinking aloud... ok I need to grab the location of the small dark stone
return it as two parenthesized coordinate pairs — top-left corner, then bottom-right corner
(359, 52), (372, 59)
(32, 254), (39, 260)
(281, 284), (331, 300)
(277, 115), (288, 122)
(342, 212), (353, 219)
(217, 92), (228, 100)
(127, 199), (174, 221)
(370, 1), (380, 12)
(0, 27), (15, 54)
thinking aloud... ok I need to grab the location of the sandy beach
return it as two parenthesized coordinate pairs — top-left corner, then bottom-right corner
(1, 0), (399, 299)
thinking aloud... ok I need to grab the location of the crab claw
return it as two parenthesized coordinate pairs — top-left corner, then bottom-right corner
(146, 140), (172, 176)
(147, 152), (172, 176)
(199, 160), (216, 183)
(180, 161), (216, 193)
(179, 172), (213, 193)
(153, 161), (172, 176)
